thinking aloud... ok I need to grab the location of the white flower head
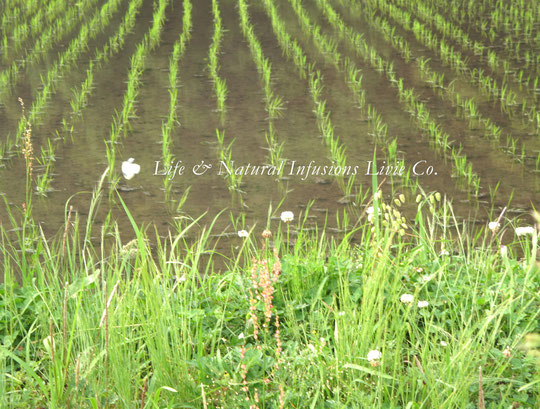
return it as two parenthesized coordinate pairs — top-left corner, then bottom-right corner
(121, 158), (141, 180)
(238, 332), (245, 340)
(440, 340), (448, 347)
(417, 300), (429, 308)
(488, 221), (500, 232)
(500, 245), (508, 257)
(237, 230), (249, 238)
(280, 211), (294, 223)
(367, 349), (382, 366)
(366, 206), (375, 222)
(400, 294), (414, 304)
(420, 274), (434, 283)
(516, 226), (535, 236)
(439, 249), (450, 256)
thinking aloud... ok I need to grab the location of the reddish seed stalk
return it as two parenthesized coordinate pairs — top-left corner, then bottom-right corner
(242, 248), (284, 407)
(140, 378), (148, 409)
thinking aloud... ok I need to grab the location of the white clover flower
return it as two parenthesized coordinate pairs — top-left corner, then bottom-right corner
(500, 245), (508, 257)
(440, 340), (448, 347)
(420, 274), (434, 283)
(237, 230), (249, 238)
(238, 333), (245, 340)
(488, 221), (500, 232)
(42, 336), (55, 352)
(366, 206), (375, 222)
(417, 300), (429, 308)
(367, 349), (381, 366)
(400, 294), (414, 304)
(121, 158), (140, 180)
(516, 226), (535, 236)
(280, 211), (294, 223)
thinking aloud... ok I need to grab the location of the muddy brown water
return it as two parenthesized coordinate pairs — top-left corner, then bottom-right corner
(0, 0), (538, 272)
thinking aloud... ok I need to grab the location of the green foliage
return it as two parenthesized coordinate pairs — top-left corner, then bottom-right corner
(1, 181), (538, 407)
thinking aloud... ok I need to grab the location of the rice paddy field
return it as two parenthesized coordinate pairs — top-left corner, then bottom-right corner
(0, 0), (539, 407)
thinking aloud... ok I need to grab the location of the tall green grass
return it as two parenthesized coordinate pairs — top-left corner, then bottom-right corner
(1, 165), (538, 407)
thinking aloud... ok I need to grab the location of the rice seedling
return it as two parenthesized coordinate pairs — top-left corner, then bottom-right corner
(70, 62), (95, 118)
(0, 0), (103, 99)
(215, 129), (244, 193)
(207, 0), (227, 118)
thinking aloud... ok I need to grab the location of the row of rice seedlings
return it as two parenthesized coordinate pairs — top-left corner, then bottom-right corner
(105, 0), (170, 182)
(336, 0), (532, 166)
(433, 0), (539, 60)
(237, 0), (285, 176)
(69, 62), (94, 120)
(0, 0), (125, 170)
(316, 11), (418, 196)
(257, 0), (309, 80)
(367, 0), (540, 132)
(390, 0), (539, 98)
(31, 0), (145, 196)
(2, 0), (124, 182)
(366, 12), (412, 63)
(33, 0), (137, 196)
(278, 0), (420, 199)
(0, 0), (40, 38)
(2, 0), (69, 65)
(419, 59), (533, 162)
(342, 57), (407, 182)
(360, 0), (540, 132)
(318, 0), (481, 194)
(237, 0), (282, 119)
(161, 0), (192, 196)
(268, 0), (407, 201)
(289, 0), (395, 155)
(70, 0), (143, 119)
(262, 0), (362, 198)
(287, 0), (342, 69)
(207, 0), (244, 195)
(207, 0), (227, 118)
(294, 0), (410, 171)
(0, 0), (103, 99)
(419, 0), (539, 74)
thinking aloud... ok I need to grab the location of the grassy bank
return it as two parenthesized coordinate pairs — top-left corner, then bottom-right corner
(1, 173), (539, 408)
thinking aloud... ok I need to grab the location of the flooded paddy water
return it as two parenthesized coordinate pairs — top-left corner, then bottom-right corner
(0, 0), (538, 266)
